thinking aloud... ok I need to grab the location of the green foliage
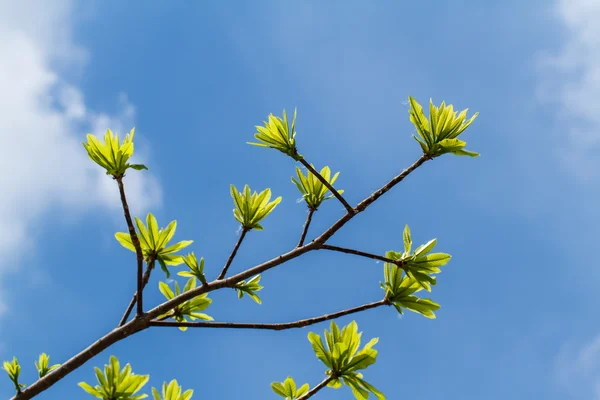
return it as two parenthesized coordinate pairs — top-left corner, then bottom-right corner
(379, 226), (449, 319)
(78, 356), (149, 400)
(234, 274), (263, 304)
(230, 184), (282, 230)
(249, 109), (302, 160)
(35, 353), (60, 379)
(3, 357), (25, 393)
(83, 128), (147, 177)
(271, 376), (309, 399)
(408, 96), (478, 158)
(115, 213), (193, 278)
(307, 321), (384, 400)
(177, 252), (207, 284)
(151, 379), (193, 400)
(158, 277), (213, 331)
(291, 165), (344, 210)
(385, 225), (452, 292)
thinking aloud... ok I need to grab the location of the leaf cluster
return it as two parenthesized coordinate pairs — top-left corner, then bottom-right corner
(83, 129), (147, 177)
(234, 274), (263, 304)
(307, 321), (384, 400)
(408, 96), (478, 157)
(380, 226), (450, 319)
(292, 165), (343, 210)
(271, 376), (309, 399)
(115, 213), (193, 278)
(78, 356), (149, 400)
(230, 184), (281, 230)
(35, 353), (60, 378)
(158, 277), (213, 331)
(151, 379), (193, 400)
(3, 357), (25, 393)
(249, 109), (302, 160)
(177, 252), (207, 284)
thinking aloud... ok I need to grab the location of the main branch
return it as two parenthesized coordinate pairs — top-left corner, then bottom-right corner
(12, 154), (429, 400)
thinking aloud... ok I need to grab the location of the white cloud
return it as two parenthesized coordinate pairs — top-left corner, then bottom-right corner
(555, 334), (600, 399)
(537, 0), (600, 180)
(0, 0), (161, 315)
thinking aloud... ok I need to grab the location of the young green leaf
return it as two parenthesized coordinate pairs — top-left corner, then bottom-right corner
(234, 274), (263, 304)
(271, 376), (309, 399)
(115, 213), (192, 278)
(177, 252), (207, 284)
(291, 165), (344, 210)
(83, 128), (148, 177)
(307, 321), (384, 400)
(35, 353), (60, 378)
(408, 96), (478, 158)
(3, 357), (26, 393)
(157, 278), (213, 331)
(78, 356), (149, 400)
(249, 109), (302, 160)
(230, 185), (282, 230)
(152, 379), (193, 400)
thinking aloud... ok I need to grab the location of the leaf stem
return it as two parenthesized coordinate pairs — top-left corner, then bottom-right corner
(217, 227), (249, 280)
(149, 299), (387, 330)
(299, 159), (354, 214)
(115, 177), (145, 317)
(297, 208), (316, 247)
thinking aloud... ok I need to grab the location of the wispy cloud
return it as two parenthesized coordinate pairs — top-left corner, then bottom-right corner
(555, 334), (600, 399)
(537, 0), (600, 180)
(0, 0), (161, 315)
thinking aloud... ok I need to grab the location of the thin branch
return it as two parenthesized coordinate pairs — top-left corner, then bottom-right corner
(118, 259), (155, 327)
(299, 159), (354, 214)
(319, 244), (399, 265)
(314, 154), (430, 244)
(355, 154), (430, 212)
(12, 155), (429, 400)
(298, 375), (336, 400)
(149, 299), (387, 330)
(297, 208), (316, 247)
(217, 227), (249, 280)
(115, 177), (145, 317)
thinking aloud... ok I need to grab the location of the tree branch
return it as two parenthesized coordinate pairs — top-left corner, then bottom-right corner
(115, 177), (145, 317)
(299, 159), (354, 214)
(118, 259), (155, 327)
(12, 155), (428, 400)
(297, 208), (315, 247)
(217, 227), (249, 280)
(149, 299), (387, 330)
(298, 375), (336, 400)
(318, 244), (400, 265)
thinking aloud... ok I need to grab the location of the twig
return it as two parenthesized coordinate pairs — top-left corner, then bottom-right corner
(319, 244), (399, 265)
(217, 227), (249, 280)
(150, 299), (387, 330)
(299, 159), (354, 214)
(298, 375), (336, 400)
(118, 259), (155, 327)
(115, 177), (145, 317)
(12, 155), (428, 400)
(297, 208), (315, 247)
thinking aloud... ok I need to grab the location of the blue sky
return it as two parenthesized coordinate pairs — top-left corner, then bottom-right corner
(1, 1), (600, 399)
